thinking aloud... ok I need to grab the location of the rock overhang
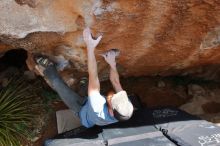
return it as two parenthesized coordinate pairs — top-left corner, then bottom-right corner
(0, 0), (220, 84)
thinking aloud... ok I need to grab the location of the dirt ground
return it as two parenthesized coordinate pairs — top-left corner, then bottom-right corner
(34, 101), (68, 146)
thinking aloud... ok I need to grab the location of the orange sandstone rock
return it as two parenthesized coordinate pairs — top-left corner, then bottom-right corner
(0, 0), (220, 82)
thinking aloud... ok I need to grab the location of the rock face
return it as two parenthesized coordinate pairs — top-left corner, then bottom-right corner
(0, 0), (220, 83)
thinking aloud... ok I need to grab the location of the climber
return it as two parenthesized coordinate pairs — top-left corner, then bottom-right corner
(33, 27), (134, 128)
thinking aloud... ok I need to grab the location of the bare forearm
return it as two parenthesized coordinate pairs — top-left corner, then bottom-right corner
(83, 27), (102, 94)
(110, 64), (123, 92)
(88, 51), (98, 78)
(88, 51), (100, 91)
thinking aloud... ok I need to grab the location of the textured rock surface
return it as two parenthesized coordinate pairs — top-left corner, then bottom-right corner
(0, 0), (220, 83)
(179, 82), (220, 122)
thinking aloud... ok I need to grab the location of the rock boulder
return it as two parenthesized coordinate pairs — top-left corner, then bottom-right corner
(0, 0), (220, 83)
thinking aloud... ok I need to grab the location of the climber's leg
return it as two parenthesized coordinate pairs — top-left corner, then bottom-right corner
(34, 55), (83, 116)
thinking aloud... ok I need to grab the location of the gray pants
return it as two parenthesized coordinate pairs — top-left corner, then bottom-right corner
(43, 66), (83, 117)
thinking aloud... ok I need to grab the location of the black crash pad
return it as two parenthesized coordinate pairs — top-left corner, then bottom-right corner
(104, 131), (176, 146)
(149, 107), (220, 146)
(45, 107), (220, 146)
(45, 109), (176, 146)
(45, 126), (106, 146)
(101, 109), (175, 146)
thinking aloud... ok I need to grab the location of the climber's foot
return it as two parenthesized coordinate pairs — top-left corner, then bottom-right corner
(34, 54), (55, 76)
(78, 77), (88, 97)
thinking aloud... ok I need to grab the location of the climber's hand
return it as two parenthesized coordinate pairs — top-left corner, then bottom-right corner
(101, 49), (119, 68)
(83, 27), (102, 52)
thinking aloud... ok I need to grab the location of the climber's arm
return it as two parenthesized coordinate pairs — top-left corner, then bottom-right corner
(83, 28), (102, 96)
(109, 64), (123, 92)
(87, 50), (100, 94)
(102, 51), (123, 93)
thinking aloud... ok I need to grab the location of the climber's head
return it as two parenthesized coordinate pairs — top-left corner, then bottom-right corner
(107, 91), (134, 121)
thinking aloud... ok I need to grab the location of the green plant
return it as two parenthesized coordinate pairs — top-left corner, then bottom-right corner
(38, 86), (61, 113)
(0, 77), (39, 146)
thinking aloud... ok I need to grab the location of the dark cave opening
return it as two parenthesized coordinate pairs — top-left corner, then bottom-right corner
(0, 49), (28, 71)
